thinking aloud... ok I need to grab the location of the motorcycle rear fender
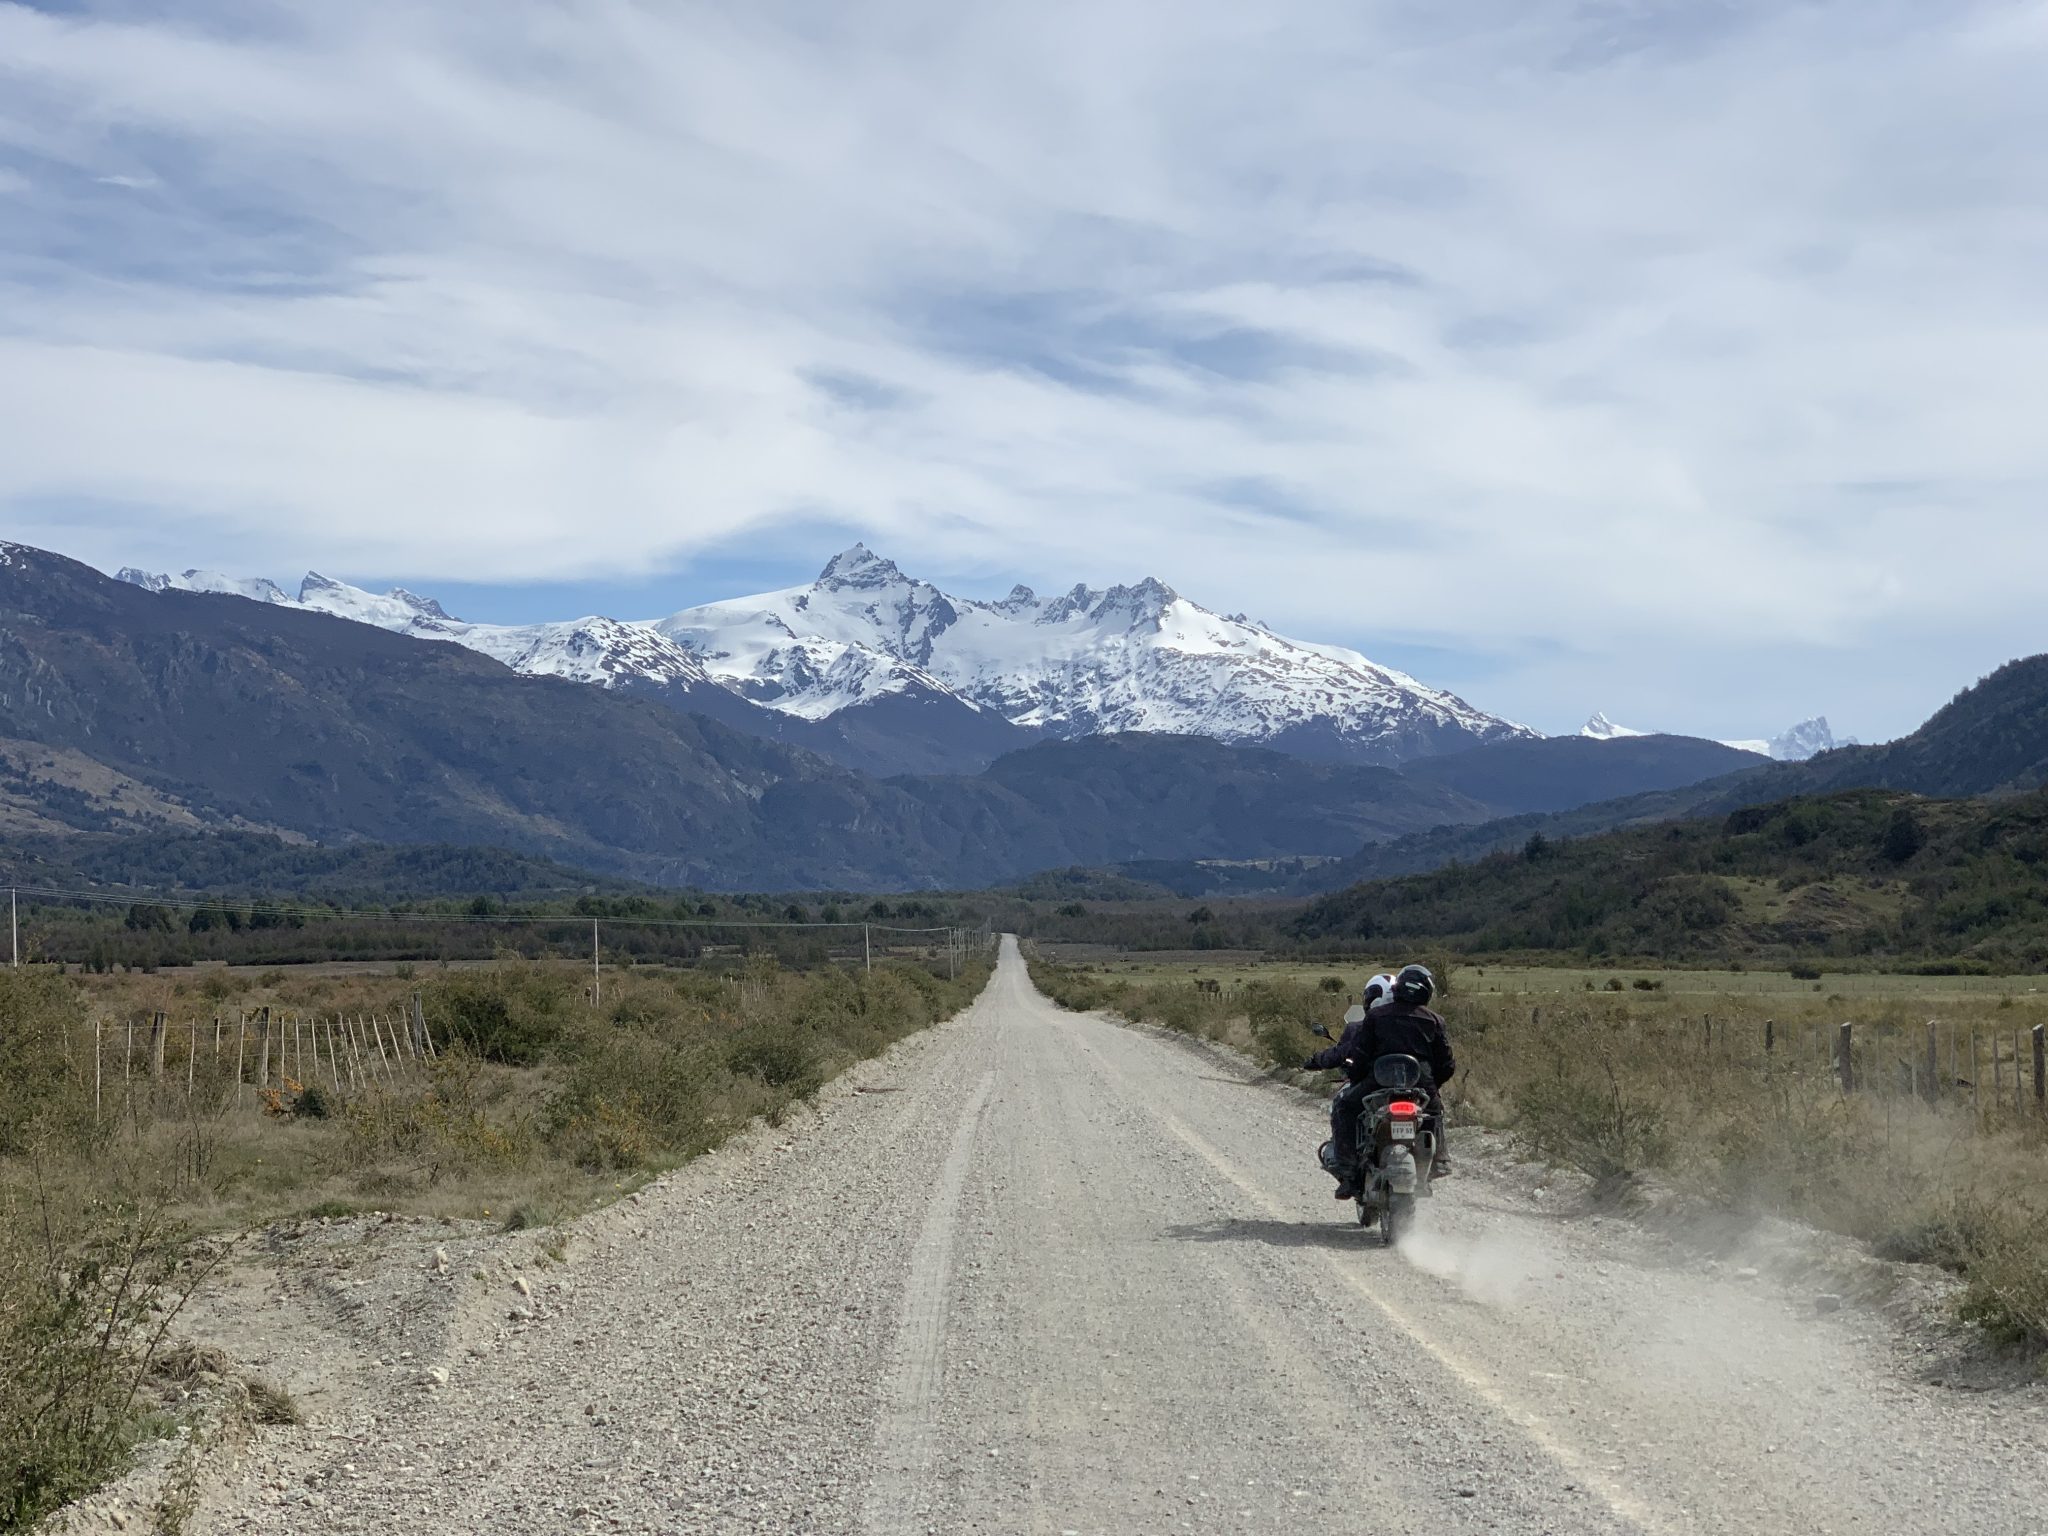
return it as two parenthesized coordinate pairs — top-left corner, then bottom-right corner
(1379, 1145), (1418, 1194)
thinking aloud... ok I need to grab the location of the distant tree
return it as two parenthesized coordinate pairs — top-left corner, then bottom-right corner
(1523, 833), (1551, 862)
(1883, 806), (1927, 864)
(124, 903), (173, 933)
(1057, 902), (1087, 918)
(1187, 906), (1216, 925)
(783, 903), (810, 924)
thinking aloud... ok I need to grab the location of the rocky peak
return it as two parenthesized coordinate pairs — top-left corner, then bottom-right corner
(815, 543), (906, 591)
(390, 587), (455, 622)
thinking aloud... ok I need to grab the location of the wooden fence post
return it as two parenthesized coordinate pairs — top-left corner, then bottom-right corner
(1764, 1018), (1774, 1055)
(1836, 1022), (1854, 1094)
(148, 1011), (167, 1080)
(235, 1013), (247, 1087)
(1926, 1020), (1939, 1105)
(2035, 1024), (2045, 1116)
(255, 1007), (272, 1089)
(2016, 1031), (2026, 1115)
(186, 1021), (196, 1098)
(94, 1018), (102, 1121)
(410, 993), (432, 1058)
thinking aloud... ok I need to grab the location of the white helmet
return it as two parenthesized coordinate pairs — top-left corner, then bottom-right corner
(1363, 972), (1397, 1007)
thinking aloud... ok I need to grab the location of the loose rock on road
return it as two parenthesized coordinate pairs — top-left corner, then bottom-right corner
(195, 938), (2048, 1535)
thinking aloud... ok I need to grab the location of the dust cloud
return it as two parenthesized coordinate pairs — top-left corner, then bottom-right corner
(1398, 1213), (1559, 1308)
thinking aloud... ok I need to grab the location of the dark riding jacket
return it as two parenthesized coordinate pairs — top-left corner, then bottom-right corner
(1306, 1002), (1455, 1087)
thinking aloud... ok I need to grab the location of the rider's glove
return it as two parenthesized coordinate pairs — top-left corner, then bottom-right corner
(1301, 1056), (1318, 1071)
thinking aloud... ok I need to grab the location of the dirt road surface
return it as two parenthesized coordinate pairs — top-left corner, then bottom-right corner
(188, 938), (2047, 1535)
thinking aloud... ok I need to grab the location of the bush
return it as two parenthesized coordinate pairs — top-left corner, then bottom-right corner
(1318, 976), (1346, 993)
(1510, 1053), (1671, 1184)
(422, 965), (577, 1065)
(0, 971), (90, 1157)
(725, 1026), (823, 1094)
(1789, 963), (1824, 981)
(0, 1190), (206, 1530)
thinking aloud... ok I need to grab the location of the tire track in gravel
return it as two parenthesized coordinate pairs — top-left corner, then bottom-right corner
(859, 1069), (995, 1532)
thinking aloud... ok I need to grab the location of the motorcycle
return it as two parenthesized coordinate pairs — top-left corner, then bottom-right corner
(1311, 1009), (1439, 1246)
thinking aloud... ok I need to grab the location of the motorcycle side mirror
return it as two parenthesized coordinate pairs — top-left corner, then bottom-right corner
(1310, 1022), (1333, 1040)
(1343, 1004), (1367, 1026)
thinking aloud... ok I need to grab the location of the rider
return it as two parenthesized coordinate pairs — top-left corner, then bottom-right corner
(1304, 965), (1456, 1197)
(1303, 972), (1395, 1200)
(1362, 964), (1456, 1176)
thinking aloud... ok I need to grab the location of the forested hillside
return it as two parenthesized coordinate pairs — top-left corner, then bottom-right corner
(1292, 787), (2048, 968)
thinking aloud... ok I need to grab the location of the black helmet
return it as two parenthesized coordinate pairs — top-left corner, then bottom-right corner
(1392, 964), (1435, 1005)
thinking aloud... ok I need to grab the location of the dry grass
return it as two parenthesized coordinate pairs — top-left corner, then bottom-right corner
(0, 952), (989, 1530)
(1029, 949), (2048, 1354)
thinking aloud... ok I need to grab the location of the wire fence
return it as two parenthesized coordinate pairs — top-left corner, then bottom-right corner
(1589, 1009), (2048, 1131)
(74, 1003), (440, 1120)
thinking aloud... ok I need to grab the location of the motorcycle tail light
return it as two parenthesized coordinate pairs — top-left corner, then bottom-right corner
(1388, 1100), (1420, 1118)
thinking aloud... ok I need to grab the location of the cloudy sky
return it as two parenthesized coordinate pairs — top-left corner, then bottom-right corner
(2, 0), (2045, 741)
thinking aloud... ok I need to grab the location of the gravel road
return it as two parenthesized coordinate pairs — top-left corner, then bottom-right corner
(187, 938), (2048, 1536)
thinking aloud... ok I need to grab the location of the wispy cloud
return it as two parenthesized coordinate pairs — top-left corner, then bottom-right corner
(1, 0), (2044, 736)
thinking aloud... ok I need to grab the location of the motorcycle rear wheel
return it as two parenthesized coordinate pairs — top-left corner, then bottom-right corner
(1381, 1193), (1415, 1247)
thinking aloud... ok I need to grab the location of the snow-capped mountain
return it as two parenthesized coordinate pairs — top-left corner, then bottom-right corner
(118, 569), (716, 693)
(1582, 710), (1837, 762)
(116, 567), (292, 606)
(1714, 718), (1840, 760)
(118, 546), (1530, 766)
(1581, 712), (1648, 741)
(657, 545), (1530, 762)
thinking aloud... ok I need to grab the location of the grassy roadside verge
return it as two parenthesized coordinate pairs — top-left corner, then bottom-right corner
(1026, 951), (2048, 1358)
(0, 953), (992, 1531)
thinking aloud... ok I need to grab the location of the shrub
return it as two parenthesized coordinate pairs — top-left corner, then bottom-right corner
(1789, 963), (1824, 981)
(422, 965), (577, 1065)
(0, 1191), (209, 1530)
(1318, 976), (1346, 993)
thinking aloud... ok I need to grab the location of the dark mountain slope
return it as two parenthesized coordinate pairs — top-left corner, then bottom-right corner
(0, 828), (628, 902)
(1300, 655), (2048, 892)
(0, 542), (878, 885)
(1290, 786), (2048, 968)
(965, 734), (1492, 860)
(0, 545), (1493, 888)
(621, 666), (1036, 778)
(1399, 732), (1764, 816)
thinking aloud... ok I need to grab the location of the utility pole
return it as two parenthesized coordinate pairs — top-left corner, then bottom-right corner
(592, 919), (601, 1007)
(9, 888), (15, 968)
(863, 923), (871, 974)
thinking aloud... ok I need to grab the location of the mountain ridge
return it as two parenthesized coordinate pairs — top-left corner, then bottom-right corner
(118, 544), (1533, 768)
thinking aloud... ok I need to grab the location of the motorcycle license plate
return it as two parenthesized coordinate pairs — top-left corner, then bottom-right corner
(1391, 1121), (1416, 1141)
